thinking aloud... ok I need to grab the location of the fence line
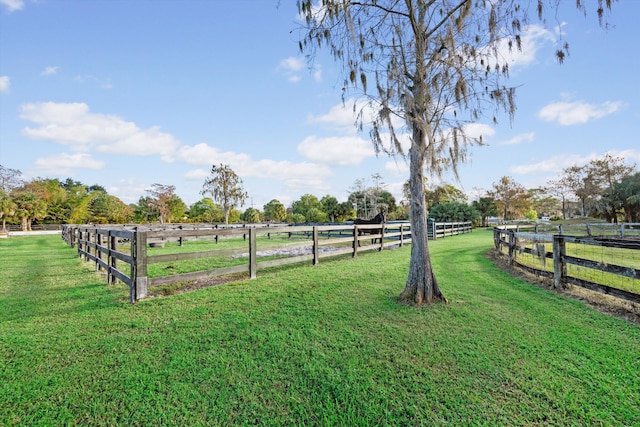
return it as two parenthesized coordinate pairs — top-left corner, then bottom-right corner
(493, 227), (640, 304)
(63, 223), (413, 302)
(428, 221), (472, 239)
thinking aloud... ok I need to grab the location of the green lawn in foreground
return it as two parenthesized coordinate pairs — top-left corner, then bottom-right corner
(1, 231), (638, 426)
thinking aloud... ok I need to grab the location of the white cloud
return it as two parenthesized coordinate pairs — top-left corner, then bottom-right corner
(0, 76), (9, 93)
(478, 24), (555, 72)
(538, 99), (624, 125)
(461, 123), (495, 140)
(510, 149), (640, 176)
(297, 135), (375, 166)
(174, 142), (333, 193)
(313, 65), (322, 82)
(0, 0), (23, 12)
(108, 179), (150, 204)
(75, 75), (113, 89)
(384, 159), (409, 176)
(41, 66), (60, 76)
(20, 102), (181, 156)
(309, 100), (360, 128)
(33, 152), (105, 176)
(499, 132), (535, 145)
(278, 56), (305, 83)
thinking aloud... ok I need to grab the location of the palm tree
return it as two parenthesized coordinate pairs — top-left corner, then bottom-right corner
(0, 190), (17, 233)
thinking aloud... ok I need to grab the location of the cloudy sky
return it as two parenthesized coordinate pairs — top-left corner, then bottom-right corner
(1, 0), (638, 209)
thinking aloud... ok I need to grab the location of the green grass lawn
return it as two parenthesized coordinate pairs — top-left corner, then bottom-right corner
(1, 231), (639, 426)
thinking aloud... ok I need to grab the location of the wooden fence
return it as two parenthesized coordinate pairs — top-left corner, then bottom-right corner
(62, 222), (413, 302)
(428, 221), (472, 239)
(495, 221), (640, 237)
(493, 227), (640, 304)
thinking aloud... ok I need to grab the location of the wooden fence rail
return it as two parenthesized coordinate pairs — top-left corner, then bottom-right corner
(428, 221), (472, 239)
(493, 227), (640, 304)
(62, 222), (414, 302)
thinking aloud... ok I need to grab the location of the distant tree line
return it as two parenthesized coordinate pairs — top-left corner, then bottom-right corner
(1, 155), (638, 232)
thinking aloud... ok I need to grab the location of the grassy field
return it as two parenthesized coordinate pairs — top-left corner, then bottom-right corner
(1, 231), (639, 426)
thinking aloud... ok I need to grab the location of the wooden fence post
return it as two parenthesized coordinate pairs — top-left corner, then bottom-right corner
(399, 224), (404, 247)
(249, 227), (257, 279)
(352, 226), (359, 257)
(553, 235), (566, 289)
(133, 229), (148, 302)
(313, 226), (319, 265)
(108, 231), (117, 285)
(508, 231), (515, 266)
(96, 232), (103, 271)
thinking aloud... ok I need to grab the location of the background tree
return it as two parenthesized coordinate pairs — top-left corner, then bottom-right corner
(321, 195), (340, 222)
(558, 154), (635, 219)
(429, 202), (479, 223)
(611, 172), (640, 222)
(348, 175), (395, 219)
(336, 201), (357, 222)
(189, 198), (224, 223)
(241, 207), (263, 223)
(529, 188), (561, 219)
(13, 190), (47, 231)
(133, 196), (156, 223)
(298, 0), (613, 304)
(424, 184), (467, 209)
(291, 194), (324, 222)
(263, 199), (287, 222)
(488, 177), (532, 221)
(146, 183), (180, 224)
(0, 189), (16, 233)
(90, 193), (133, 224)
(546, 178), (574, 220)
(0, 165), (23, 193)
(201, 163), (248, 224)
(587, 154), (635, 222)
(472, 197), (498, 227)
(348, 178), (374, 219)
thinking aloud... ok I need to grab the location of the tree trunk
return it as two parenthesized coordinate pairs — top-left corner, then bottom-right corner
(398, 143), (447, 305)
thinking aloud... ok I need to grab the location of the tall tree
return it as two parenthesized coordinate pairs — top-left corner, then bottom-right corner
(297, 0), (613, 304)
(263, 199), (287, 222)
(472, 197), (498, 227)
(0, 165), (23, 193)
(13, 191), (47, 231)
(201, 164), (248, 225)
(241, 207), (263, 223)
(0, 190), (16, 233)
(146, 183), (180, 224)
(488, 176), (531, 220)
(189, 198), (224, 223)
(546, 178), (574, 220)
(611, 172), (640, 223)
(291, 194), (324, 222)
(588, 154), (635, 222)
(321, 195), (341, 222)
(424, 184), (467, 209)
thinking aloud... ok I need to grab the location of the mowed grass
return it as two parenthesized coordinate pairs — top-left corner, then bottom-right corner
(1, 231), (639, 426)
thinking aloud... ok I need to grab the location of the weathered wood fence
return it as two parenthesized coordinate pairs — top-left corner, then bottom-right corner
(428, 221), (472, 239)
(62, 222), (413, 302)
(493, 227), (640, 304)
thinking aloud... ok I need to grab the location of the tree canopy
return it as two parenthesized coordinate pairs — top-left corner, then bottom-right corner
(201, 164), (248, 225)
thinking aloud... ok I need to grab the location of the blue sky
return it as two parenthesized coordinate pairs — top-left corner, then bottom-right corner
(1, 0), (638, 210)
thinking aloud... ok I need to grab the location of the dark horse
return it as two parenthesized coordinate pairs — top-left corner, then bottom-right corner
(354, 211), (386, 246)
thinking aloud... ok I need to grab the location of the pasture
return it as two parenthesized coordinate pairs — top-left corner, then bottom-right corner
(1, 231), (639, 425)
